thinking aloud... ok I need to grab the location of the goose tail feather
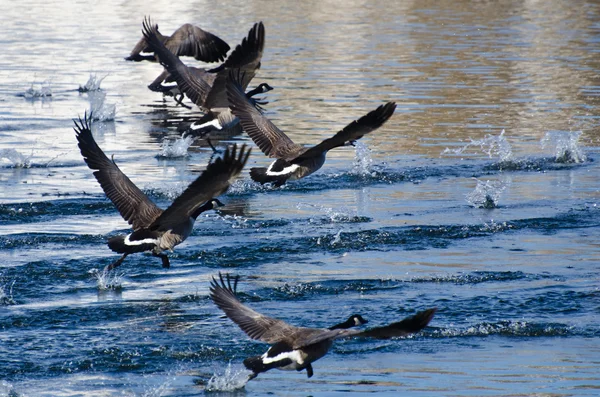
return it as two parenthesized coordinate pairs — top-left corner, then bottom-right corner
(250, 167), (287, 186)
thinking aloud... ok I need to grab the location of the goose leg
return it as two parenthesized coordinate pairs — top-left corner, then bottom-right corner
(153, 252), (170, 268)
(305, 364), (314, 378)
(174, 93), (191, 109)
(206, 136), (219, 153)
(105, 253), (128, 272)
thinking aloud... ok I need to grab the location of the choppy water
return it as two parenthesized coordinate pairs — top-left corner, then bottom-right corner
(1, 0), (600, 395)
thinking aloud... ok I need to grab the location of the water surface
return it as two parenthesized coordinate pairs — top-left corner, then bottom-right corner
(1, 0), (599, 396)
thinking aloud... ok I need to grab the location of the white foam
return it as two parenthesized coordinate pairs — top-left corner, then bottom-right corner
(22, 80), (52, 98)
(466, 178), (509, 208)
(157, 135), (194, 158)
(442, 130), (514, 162)
(88, 91), (116, 121)
(89, 268), (123, 291)
(0, 278), (15, 305)
(205, 362), (249, 392)
(78, 73), (107, 92)
(0, 148), (32, 168)
(352, 141), (375, 176)
(541, 130), (586, 163)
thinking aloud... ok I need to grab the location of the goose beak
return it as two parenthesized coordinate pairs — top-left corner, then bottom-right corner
(346, 140), (357, 147)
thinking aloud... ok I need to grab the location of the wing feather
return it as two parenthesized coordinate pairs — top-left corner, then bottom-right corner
(150, 144), (250, 230)
(291, 102), (396, 163)
(226, 73), (301, 158)
(210, 273), (305, 344)
(166, 23), (230, 63)
(142, 18), (213, 109)
(73, 113), (162, 230)
(297, 307), (437, 348)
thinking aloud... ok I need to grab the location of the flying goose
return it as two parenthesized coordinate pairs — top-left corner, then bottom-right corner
(126, 21), (230, 92)
(226, 76), (397, 186)
(141, 18), (267, 141)
(210, 273), (436, 379)
(73, 113), (250, 271)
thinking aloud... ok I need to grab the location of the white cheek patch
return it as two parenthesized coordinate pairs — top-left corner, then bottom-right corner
(354, 318), (361, 326)
(124, 234), (159, 246)
(266, 162), (299, 176)
(261, 349), (304, 366)
(190, 118), (223, 131)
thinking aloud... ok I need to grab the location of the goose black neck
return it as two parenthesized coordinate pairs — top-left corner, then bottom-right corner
(328, 319), (352, 330)
(191, 200), (216, 219)
(245, 86), (264, 98)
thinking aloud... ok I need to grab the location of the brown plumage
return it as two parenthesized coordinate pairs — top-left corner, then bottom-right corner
(142, 18), (265, 112)
(126, 22), (230, 63)
(210, 273), (436, 379)
(226, 73), (397, 186)
(73, 113), (250, 270)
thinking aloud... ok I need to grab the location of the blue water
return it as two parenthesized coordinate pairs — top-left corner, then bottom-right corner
(1, 0), (600, 395)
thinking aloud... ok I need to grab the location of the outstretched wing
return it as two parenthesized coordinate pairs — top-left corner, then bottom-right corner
(166, 23), (230, 63)
(73, 112), (162, 230)
(291, 102), (397, 163)
(227, 72), (300, 158)
(142, 17), (213, 109)
(210, 273), (305, 344)
(297, 307), (436, 349)
(203, 22), (266, 109)
(150, 144), (250, 230)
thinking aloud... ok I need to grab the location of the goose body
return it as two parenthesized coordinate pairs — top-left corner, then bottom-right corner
(210, 273), (436, 379)
(225, 74), (397, 186)
(73, 113), (250, 270)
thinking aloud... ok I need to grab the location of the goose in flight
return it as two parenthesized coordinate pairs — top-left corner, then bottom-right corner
(142, 18), (268, 146)
(74, 113), (250, 271)
(126, 21), (230, 92)
(210, 273), (436, 379)
(226, 75), (397, 186)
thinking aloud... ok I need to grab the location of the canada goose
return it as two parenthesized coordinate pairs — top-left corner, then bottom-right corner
(73, 113), (250, 271)
(141, 18), (266, 140)
(126, 21), (230, 92)
(226, 75), (397, 186)
(210, 273), (436, 380)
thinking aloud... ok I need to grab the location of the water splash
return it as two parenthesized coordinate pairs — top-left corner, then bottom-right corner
(89, 268), (123, 291)
(541, 130), (586, 163)
(330, 230), (343, 246)
(436, 321), (574, 338)
(87, 91), (116, 121)
(78, 73), (107, 92)
(296, 202), (364, 223)
(20, 80), (52, 99)
(466, 178), (508, 209)
(157, 135), (194, 158)
(442, 130), (513, 162)
(0, 278), (16, 305)
(351, 141), (375, 176)
(205, 362), (249, 392)
(0, 149), (32, 168)
(0, 381), (21, 397)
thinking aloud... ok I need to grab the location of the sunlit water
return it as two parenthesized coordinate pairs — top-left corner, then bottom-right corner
(1, 0), (600, 396)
